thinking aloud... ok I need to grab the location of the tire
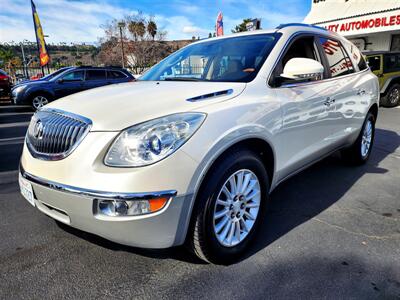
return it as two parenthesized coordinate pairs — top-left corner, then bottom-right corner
(186, 148), (269, 264)
(31, 94), (50, 111)
(381, 83), (400, 107)
(341, 112), (375, 165)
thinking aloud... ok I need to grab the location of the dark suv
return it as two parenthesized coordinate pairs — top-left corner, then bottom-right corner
(12, 66), (134, 110)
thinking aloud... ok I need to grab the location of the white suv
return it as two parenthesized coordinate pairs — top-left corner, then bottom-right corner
(20, 24), (379, 264)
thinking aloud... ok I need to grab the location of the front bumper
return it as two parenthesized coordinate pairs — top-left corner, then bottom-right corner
(11, 89), (28, 105)
(20, 165), (192, 249)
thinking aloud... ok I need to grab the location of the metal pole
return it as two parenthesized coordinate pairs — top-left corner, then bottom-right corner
(20, 42), (27, 78)
(119, 25), (125, 68)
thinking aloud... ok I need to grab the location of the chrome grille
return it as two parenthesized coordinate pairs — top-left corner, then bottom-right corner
(26, 108), (92, 160)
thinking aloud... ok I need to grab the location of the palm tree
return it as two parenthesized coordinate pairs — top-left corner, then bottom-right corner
(128, 21), (145, 41)
(147, 20), (157, 40)
(136, 21), (146, 39)
(128, 21), (138, 41)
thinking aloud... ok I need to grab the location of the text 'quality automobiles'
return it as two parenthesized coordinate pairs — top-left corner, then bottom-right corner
(12, 66), (134, 110)
(19, 24), (379, 264)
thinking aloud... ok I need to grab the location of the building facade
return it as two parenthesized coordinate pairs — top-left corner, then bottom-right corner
(304, 0), (400, 52)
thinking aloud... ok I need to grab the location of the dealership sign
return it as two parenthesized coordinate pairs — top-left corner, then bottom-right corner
(320, 10), (400, 36)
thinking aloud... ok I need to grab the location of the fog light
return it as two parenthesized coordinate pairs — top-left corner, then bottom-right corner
(97, 197), (169, 217)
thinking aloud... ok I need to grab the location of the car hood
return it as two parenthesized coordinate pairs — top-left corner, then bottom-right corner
(13, 80), (47, 89)
(45, 81), (246, 131)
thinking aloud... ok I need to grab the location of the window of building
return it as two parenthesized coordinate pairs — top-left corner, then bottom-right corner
(391, 34), (400, 52)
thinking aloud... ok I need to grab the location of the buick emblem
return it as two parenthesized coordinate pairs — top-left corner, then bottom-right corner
(33, 120), (44, 140)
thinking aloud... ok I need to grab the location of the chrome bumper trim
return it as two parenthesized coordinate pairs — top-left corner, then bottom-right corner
(19, 164), (177, 201)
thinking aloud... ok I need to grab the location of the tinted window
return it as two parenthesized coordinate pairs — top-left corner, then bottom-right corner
(383, 54), (400, 73)
(140, 33), (280, 83)
(272, 36), (322, 86)
(350, 46), (368, 71)
(366, 55), (381, 72)
(62, 71), (84, 81)
(282, 37), (319, 66)
(86, 70), (106, 80)
(319, 37), (354, 78)
(107, 70), (126, 79)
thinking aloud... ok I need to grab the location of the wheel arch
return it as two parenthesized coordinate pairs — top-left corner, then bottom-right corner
(381, 76), (400, 94)
(176, 135), (276, 246)
(369, 103), (378, 121)
(27, 89), (54, 102)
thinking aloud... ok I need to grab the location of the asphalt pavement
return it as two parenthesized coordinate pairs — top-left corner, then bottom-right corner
(0, 104), (399, 299)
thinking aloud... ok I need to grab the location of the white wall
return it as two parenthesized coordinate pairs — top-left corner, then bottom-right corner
(349, 31), (400, 51)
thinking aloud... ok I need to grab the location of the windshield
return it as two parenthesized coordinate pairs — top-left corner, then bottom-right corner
(140, 33), (280, 83)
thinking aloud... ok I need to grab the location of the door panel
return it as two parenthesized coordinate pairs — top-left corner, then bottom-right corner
(274, 80), (338, 179)
(84, 70), (107, 90)
(54, 70), (85, 98)
(317, 36), (365, 146)
(271, 34), (337, 180)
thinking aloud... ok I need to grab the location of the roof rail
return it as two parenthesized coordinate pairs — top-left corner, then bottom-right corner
(276, 23), (327, 31)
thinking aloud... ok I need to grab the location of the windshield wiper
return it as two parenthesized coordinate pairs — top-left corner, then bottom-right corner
(164, 77), (203, 81)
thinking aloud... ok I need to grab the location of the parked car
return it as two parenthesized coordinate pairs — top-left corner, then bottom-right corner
(19, 24), (379, 264)
(366, 51), (400, 107)
(13, 67), (73, 88)
(0, 69), (12, 98)
(12, 66), (134, 110)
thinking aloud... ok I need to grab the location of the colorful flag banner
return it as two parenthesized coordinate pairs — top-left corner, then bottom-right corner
(31, 0), (50, 66)
(216, 12), (224, 36)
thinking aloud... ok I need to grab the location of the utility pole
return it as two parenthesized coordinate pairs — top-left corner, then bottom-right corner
(20, 42), (27, 79)
(118, 22), (126, 68)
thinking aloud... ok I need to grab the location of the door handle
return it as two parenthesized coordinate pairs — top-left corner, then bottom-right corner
(324, 97), (336, 106)
(357, 89), (366, 95)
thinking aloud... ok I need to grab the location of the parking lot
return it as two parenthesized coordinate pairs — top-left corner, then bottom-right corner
(0, 105), (399, 299)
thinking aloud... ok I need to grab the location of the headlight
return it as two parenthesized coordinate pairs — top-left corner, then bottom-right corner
(13, 85), (27, 94)
(105, 113), (206, 167)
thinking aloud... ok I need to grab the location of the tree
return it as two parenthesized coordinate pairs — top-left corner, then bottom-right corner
(208, 32), (212, 38)
(231, 18), (252, 33)
(99, 12), (173, 74)
(147, 20), (157, 40)
(0, 46), (14, 68)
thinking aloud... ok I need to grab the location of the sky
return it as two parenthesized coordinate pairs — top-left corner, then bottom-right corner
(0, 0), (311, 44)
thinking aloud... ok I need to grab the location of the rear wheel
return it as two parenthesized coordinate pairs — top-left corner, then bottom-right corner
(187, 149), (269, 264)
(31, 94), (50, 110)
(341, 112), (375, 165)
(381, 83), (400, 107)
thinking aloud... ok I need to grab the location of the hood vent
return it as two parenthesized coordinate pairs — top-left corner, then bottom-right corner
(186, 89), (233, 102)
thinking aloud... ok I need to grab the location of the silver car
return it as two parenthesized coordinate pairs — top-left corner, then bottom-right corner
(19, 24), (379, 264)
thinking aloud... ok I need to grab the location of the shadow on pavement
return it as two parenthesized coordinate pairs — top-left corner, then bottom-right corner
(51, 128), (399, 264)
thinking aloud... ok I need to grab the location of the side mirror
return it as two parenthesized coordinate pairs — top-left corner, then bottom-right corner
(281, 58), (324, 81)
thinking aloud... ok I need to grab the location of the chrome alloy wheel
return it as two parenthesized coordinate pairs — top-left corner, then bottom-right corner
(213, 169), (261, 247)
(32, 96), (48, 110)
(388, 87), (400, 105)
(361, 120), (373, 158)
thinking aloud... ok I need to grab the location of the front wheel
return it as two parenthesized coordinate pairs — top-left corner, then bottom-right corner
(187, 149), (269, 264)
(381, 83), (400, 107)
(31, 95), (50, 111)
(341, 112), (375, 165)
